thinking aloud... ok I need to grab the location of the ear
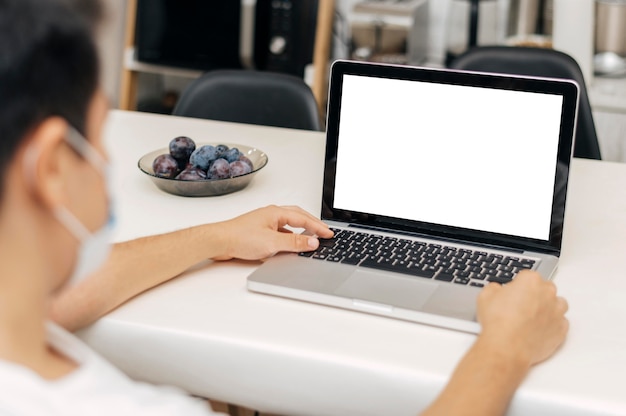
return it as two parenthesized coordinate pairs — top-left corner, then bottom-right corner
(21, 117), (72, 210)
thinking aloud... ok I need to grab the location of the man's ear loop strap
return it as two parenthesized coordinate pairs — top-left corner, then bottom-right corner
(64, 125), (107, 173)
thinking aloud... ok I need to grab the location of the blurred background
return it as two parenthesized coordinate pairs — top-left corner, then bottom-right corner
(97, 0), (626, 163)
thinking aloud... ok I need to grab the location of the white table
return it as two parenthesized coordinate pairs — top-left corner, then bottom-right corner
(79, 110), (626, 416)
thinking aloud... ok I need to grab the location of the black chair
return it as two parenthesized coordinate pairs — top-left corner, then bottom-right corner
(172, 69), (322, 131)
(449, 46), (602, 160)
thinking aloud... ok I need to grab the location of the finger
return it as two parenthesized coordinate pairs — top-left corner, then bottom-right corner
(477, 282), (501, 303)
(277, 209), (333, 238)
(483, 281), (502, 294)
(274, 231), (320, 253)
(280, 206), (330, 230)
(514, 269), (543, 282)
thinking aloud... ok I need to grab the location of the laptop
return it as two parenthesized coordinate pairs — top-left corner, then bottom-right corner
(247, 59), (578, 333)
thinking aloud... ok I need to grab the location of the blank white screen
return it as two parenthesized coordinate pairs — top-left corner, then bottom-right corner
(333, 74), (563, 241)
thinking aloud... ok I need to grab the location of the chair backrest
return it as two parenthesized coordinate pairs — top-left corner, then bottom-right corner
(449, 46), (602, 160)
(172, 69), (322, 131)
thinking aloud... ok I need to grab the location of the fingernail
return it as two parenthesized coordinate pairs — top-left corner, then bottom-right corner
(308, 237), (319, 248)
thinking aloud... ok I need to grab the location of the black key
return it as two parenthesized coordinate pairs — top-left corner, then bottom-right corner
(341, 256), (361, 265)
(318, 238), (335, 248)
(435, 272), (455, 282)
(498, 271), (514, 279)
(327, 256), (342, 262)
(470, 282), (484, 288)
(409, 242), (426, 251)
(510, 260), (534, 269)
(410, 267), (436, 279)
(471, 273), (487, 280)
(451, 263), (467, 271)
(360, 258), (436, 279)
(453, 277), (470, 285)
(487, 276), (513, 284)
(299, 251), (315, 257)
(422, 258), (438, 266)
(434, 260), (448, 269)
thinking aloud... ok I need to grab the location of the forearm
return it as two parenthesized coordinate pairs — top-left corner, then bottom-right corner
(49, 205), (333, 332)
(50, 222), (229, 331)
(421, 335), (531, 416)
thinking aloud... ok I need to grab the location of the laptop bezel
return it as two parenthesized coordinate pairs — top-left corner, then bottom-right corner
(322, 59), (579, 256)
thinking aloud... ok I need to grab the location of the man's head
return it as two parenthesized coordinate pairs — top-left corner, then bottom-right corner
(0, 0), (109, 292)
(0, 0), (102, 198)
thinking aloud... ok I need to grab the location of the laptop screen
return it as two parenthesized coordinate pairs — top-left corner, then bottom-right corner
(323, 61), (578, 254)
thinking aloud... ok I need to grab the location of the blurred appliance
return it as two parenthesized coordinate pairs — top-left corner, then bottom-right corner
(595, 0), (626, 56)
(594, 0), (626, 76)
(253, 0), (318, 76)
(445, 0), (498, 66)
(349, 0), (429, 65)
(134, 0), (318, 78)
(506, 0), (553, 47)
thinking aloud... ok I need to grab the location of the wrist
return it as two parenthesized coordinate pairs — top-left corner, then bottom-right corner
(474, 329), (533, 378)
(200, 221), (233, 260)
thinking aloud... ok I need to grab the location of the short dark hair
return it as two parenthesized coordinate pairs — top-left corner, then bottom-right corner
(0, 0), (101, 197)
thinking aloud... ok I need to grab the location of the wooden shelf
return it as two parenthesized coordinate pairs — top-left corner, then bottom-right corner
(119, 0), (335, 114)
(124, 48), (204, 79)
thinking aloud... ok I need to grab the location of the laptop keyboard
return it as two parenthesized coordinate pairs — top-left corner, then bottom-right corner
(299, 228), (536, 287)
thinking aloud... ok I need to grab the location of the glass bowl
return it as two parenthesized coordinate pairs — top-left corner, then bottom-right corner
(138, 143), (268, 197)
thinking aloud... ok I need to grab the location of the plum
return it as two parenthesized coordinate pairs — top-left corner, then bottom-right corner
(223, 147), (242, 163)
(152, 154), (179, 178)
(176, 167), (207, 181)
(238, 155), (253, 171)
(209, 158), (231, 179)
(169, 136), (196, 163)
(215, 144), (229, 158)
(190, 145), (218, 170)
(229, 160), (252, 177)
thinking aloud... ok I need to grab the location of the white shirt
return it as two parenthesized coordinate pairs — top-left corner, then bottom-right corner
(0, 323), (224, 415)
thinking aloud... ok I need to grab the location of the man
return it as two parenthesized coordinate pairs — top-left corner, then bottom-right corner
(0, 0), (568, 414)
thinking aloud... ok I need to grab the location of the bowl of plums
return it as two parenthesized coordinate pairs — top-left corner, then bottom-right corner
(138, 136), (268, 197)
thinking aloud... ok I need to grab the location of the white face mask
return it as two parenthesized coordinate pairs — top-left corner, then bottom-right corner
(52, 126), (114, 287)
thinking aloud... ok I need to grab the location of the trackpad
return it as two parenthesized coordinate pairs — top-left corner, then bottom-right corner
(334, 269), (438, 310)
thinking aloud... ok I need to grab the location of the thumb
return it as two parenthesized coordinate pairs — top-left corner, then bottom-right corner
(276, 232), (320, 254)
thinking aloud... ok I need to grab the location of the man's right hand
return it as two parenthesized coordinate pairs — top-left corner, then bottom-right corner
(477, 270), (569, 367)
